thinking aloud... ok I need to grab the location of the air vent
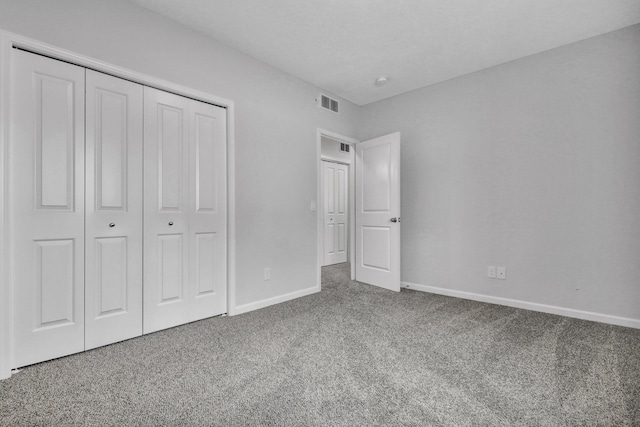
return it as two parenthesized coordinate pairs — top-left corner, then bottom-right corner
(319, 93), (339, 114)
(340, 143), (350, 153)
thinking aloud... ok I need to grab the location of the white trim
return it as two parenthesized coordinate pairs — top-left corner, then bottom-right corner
(319, 129), (359, 146)
(402, 281), (640, 329)
(0, 30), (237, 378)
(9, 34), (230, 108)
(234, 286), (320, 316)
(226, 104), (237, 316)
(317, 129), (358, 285)
(316, 130), (322, 289)
(0, 31), (10, 380)
(320, 154), (351, 164)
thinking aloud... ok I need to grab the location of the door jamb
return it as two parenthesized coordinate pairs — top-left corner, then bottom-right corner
(316, 129), (358, 288)
(0, 30), (237, 379)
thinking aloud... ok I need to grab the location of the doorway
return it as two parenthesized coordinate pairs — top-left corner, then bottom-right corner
(317, 129), (402, 293)
(317, 130), (357, 287)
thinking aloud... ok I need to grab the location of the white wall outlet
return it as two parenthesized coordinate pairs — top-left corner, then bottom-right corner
(264, 267), (271, 281)
(310, 200), (317, 211)
(488, 266), (496, 278)
(497, 267), (506, 280)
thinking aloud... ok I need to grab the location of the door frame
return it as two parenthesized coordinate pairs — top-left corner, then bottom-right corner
(316, 129), (358, 288)
(0, 30), (237, 379)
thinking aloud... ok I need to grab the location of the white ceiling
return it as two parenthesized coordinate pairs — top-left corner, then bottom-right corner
(129, 0), (640, 105)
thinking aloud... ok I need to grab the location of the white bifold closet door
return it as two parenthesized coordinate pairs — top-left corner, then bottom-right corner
(143, 87), (227, 334)
(10, 50), (145, 366)
(84, 70), (144, 350)
(10, 50), (86, 367)
(10, 49), (227, 368)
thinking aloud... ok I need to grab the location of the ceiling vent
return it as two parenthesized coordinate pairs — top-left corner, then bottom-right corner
(319, 93), (339, 114)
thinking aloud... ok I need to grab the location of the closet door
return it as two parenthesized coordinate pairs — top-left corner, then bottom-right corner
(144, 87), (227, 333)
(188, 98), (227, 321)
(143, 87), (191, 333)
(84, 70), (143, 349)
(11, 50), (86, 367)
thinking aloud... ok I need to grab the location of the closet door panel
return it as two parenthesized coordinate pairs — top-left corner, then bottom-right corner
(11, 50), (86, 368)
(85, 70), (143, 350)
(158, 233), (184, 302)
(144, 87), (190, 333)
(189, 100), (227, 321)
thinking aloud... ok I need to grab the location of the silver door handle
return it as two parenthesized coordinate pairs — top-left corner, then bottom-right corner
(390, 218), (398, 223)
(109, 223), (115, 228)
(168, 221), (174, 226)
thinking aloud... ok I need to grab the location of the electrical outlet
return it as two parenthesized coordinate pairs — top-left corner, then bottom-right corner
(264, 268), (271, 281)
(487, 266), (496, 278)
(310, 200), (317, 211)
(497, 267), (506, 280)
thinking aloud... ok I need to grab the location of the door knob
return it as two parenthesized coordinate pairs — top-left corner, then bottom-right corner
(168, 221), (174, 226)
(109, 223), (115, 228)
(390, 218), (398, 223)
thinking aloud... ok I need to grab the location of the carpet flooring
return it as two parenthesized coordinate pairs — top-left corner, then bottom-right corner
(1, 263), (639, 426)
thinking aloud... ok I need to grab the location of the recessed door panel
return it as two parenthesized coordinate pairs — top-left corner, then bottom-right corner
(159, 234), (184, 303)
(361, 227), (391, 271)
(195, 233), (216, 296)
(11, 49), (85, 368)
(94, 237), (127, 317)
(362, 144), (391, 213)
(95, 90), (127, 210)
(37, 75), (75, 210)
(326, 167), (335, 214)
(160, 106), (183, 211)
(325, 223), (335, 255)
(338, 224), (346, 253)
(36, 239), (75, 328)
(338, 169), (346, 214)
(195, 114), (216, 212)
(85, 70), (143, 350)
(356, 132), (401, 291)
(36, 75), (75, 210)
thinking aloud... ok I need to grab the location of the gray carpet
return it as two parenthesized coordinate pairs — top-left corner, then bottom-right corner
(1, 263), (639, 426)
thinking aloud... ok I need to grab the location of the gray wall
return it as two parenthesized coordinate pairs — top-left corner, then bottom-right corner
(0, 0), (360, 309)
(321, 136), (352, 163)
(359, 24), (640, 320)
(2, 0), (639, 323)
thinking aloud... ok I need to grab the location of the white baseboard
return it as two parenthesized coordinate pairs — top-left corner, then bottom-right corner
(402, 281), (640, 329)
(233, 285), (320, 316)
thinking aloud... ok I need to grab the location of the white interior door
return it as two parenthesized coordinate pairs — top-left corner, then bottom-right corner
(323, 161), (348, 266)
(144, 87), (227, 333)
(355, 132), (401, 291)
(10, 50), (86, 367)
(84, 70), (143, 350)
